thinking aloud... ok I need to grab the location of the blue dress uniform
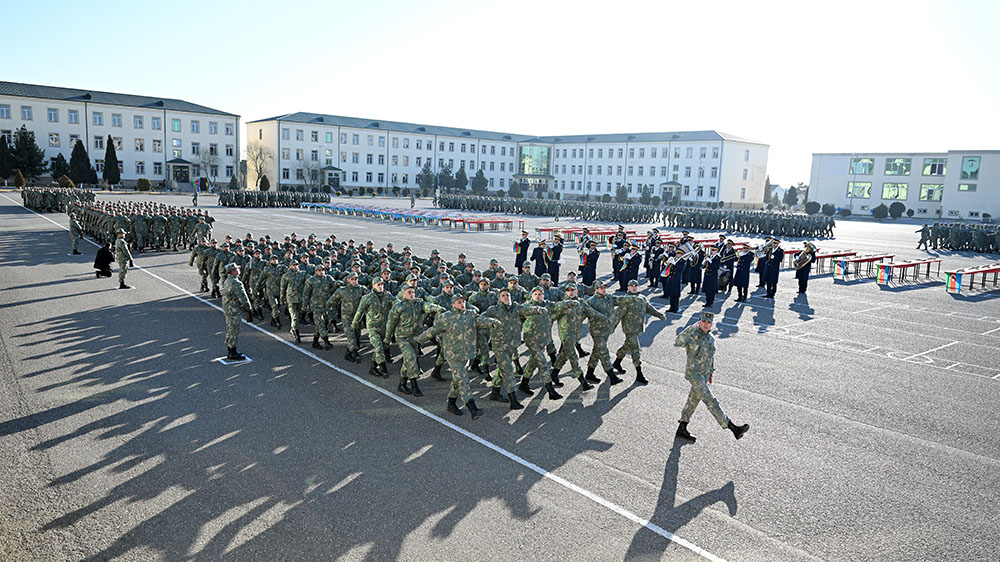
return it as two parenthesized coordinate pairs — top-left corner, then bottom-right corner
(718, 246), (737, 292)
(610, 234), (627, 282)
(580, 245), (600, 286)
(687, 249), (704, 295)
(547, 238), (564, 282)
(514, 234), (531, 271)
(764, 245), (784, 299)
(531, 244), (549, 277)
(646, 244), (664, 289)
(702, 251), (721, 306)
(618, 250), (642, 291)
(733, 251), (754, 302)
(660, 255), (687, 312)
(795, 251), (814, 293)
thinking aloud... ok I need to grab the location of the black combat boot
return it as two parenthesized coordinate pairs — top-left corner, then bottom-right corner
(430, 364), (445, 381)
(72, 250), (82, 255)
(344, 349), (355, 362)
(119, 282), (132, 290)
(612, 358), (626, 374)
(508, 393), (524, 410)
(489, 386), (509, 403)
(548, 350), (558, 365)
(378, 362), (390, 378)
(397, 377), (412, 395)
(410, 378), (423, 397)
(256, 308), (264, 321)
(331, 321), (340, 333)
(312, 335), (322, 349)
(292, 329), (301, 344)
(576, 343), (590, 358)
(584, 366), (601, 384)
(577, 375), (594, 391)
(606, 369), (624, 386)
(228, 347), (246, 361)
(549, 368), (564, 388)
(477, 360), (489, 375)
(635, 366), (649, 385)
(727, 420), (750, 440)
(269, 317), (277, 327)
(469, 358), (480, 374)
(518, 377), (535, 396)
(323, 336), (332, 350)
(447, 397), (463, 416)
(466, 399), (484, 420)
(676, 421), (696, 442)
(274, 316), (282, 329)
(368, 360), (380, 377)
(545, 382), (563, 400)
(514, 356), (523, 376)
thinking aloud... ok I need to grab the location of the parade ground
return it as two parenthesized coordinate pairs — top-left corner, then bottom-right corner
(1, 193), (998, 562)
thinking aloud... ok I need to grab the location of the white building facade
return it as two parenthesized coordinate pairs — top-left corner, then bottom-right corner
(247, 113), (768, 207)
(0, 81), (239, 188)
(810, 151), (998, 220)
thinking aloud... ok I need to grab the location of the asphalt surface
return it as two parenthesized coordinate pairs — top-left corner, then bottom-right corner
(1, 192), (998, 562)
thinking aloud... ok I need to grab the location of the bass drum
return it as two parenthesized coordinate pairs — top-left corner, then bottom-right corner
(719, 269), (733, 287)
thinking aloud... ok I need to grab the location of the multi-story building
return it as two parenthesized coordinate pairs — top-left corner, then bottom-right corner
(0, 81), (239, 188)
(246, 113), (768, 207)
(810, 151), (998, 220)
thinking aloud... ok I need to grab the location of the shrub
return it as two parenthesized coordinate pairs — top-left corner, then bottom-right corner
(804, 201), (821, 215)
(872, 203), (889, 219)
(13, 169), (25, 187)
(766, 203), (774, 210)
(496, 190), (505, 197)
(391, 186), (399, 196)
(228, 175), (239, 190)
(906, 209), (915, 218)
(377, 187), (384, 195)
(57, 174), (76, 188)
(555, 192), (561, 200)
(838, 208), (852, 217)
(601, 194), (611, 203)
(821, 203), (836, 216)
(536, 191), (544, 200)
(982, 212), (991, 219)
(259, 175), (271, 191)
(889, 202), (905, 219)
(718, 201), (725, 208)
(508, 182), (523, 198)
(402, 188), (409, 197)
(135, 178), (152, 191)
(321, 184), (331, 193)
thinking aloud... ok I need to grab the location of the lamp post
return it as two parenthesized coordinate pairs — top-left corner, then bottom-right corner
(849, 152), (857, 214)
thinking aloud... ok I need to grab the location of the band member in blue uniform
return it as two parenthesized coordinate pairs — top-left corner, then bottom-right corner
(618, 244), (642, 292)
(733, 245), (754, 302)
(548, 234), (564, 282)
(687, 244), (705, 296)
(718, 239), (737, 293)
(580, 240), (600, 286)
(660, 248), (687, 313)
(702, 245), (721, 307)
(514, 230), (531, 272)
(531, 239), (549, 277)
(764, 239), (784, 299)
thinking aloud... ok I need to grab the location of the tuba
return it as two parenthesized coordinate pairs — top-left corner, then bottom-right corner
(794, 242), (816, 270)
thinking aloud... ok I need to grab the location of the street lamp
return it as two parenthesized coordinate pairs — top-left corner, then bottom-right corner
(849, 152), (857, 214)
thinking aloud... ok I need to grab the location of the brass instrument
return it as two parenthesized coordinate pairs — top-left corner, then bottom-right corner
(755, 239), (773, 259)
(794, 242), (817, 270)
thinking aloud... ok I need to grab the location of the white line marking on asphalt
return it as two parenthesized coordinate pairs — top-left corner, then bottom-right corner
(4, 194), (728, 562)
(853, 304), (893, 314)
(904, 341), (959, 361)
(982, 326), (1000, 335)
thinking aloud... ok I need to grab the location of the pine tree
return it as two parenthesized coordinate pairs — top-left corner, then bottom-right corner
(470, 169), (488, 193)
(103, 134), (121, 185)
(50, 153), (70, 179)
(69, 140), (92, 185)
(437, 164), (454, 190)
(10, 126), (46, 178)
(0, 136), (10, 180)
(259, 175), (271, 192)
(454, 166), (469, 190)
(615, 184), (629, 203)
(416, 161), (435, 191)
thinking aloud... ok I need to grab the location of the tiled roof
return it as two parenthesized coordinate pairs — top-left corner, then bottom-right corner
(0, 81), (236, 117)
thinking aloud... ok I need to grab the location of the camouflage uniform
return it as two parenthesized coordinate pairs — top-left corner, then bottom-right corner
(221, 271), (252, 351)
(483, 300), (546, 394)
(387, 297), (444, 381)
(674, 322), (728, 427)
(585, 287), (617, 374)
(69, 215), (82, 253)
(551, 289), (602, 381)
(328, 279), (367, 354)
(417, 307), (500, 406)
(521, 298), (577, 384)
(114, 234), (133, 286)
(613, 292), (665, 368)
(353, 287), (396, 365)
(281, 265), (309, 334)
(302, 270), (338, 341)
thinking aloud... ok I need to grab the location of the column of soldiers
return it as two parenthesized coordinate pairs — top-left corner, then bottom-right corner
(438, 193), (835, 238)
(218, 190), (331, 207)
(916, 222), (1000, 254)
(21, 187), (96, 212)
(193, 233), (704, 423)
(66, 200), (215, 251)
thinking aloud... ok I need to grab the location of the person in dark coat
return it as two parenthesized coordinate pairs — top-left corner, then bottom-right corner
(732, 247), (754, 302)
(531, 239), (549, 277)
(513, 230), (531, 272)
(618, 244), (642, 292)
(764, 240), (785, 299)
(702, 246), (721, 307)
(718, 240), (737, 293)
(94, 242), (114, 278)
(580, 241), (600, 286)
(610, 232), (627, 283)
(795, 244), (815, 294)
(756, 236), (772, 288)
(687, 245), (704, 295)
(547, 235), (564, 282)
(659, 250), (687, 313)
(646, 238), (664, 290)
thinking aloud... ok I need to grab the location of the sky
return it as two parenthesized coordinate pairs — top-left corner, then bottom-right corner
(6, 0), (999, 187)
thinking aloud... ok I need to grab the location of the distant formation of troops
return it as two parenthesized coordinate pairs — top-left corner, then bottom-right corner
(66, 201), (215, 252)
(916, 223), (1000, 254)
(219, 190), (331, 208)
(438, 193), (835, 238)
(21, 187), (96, 212)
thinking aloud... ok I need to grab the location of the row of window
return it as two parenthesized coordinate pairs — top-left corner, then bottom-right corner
(554, 146), (726, 161)
(275, 128), (519, 157)
(61, 157), (233, 178)
(849, 156), (981, 180)
(844, 181), (967, 202)
(36, 132), (235, 158)
(852, 205), (983, 219)
(0, 104), (235, 135)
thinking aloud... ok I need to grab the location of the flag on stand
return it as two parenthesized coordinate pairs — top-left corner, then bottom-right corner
(946, 271), (962, 294)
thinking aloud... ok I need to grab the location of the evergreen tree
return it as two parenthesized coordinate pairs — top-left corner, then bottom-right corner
(639, 185), (652, 205)
(259, 175), (271, 191)
(454, 166), (469, 190)
(103, 135), (121, 185)
(437, 164), (454, 190)
(0, 136), (10, 180)
(783, 186), (798, 207)
(228, 174), (239, 190)
(615, 184), (629, 203)
(87, 166), (99, 185)
(763, 175), (773, 203)
(10, 126), (46, 178)
(69, 140), (93, 185)
(50, 153), (70, 179)
(508, 181), (523, 198)
(470, 169), (488, 193)
(416, 161), (435, 191)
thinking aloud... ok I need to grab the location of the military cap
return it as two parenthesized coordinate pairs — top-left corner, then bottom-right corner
(442, 280), (456, 287)
(628, 279), (639, 286)
(593, 279), (607, 288)
(452, 294), (467, 304)
(507, 277), (518, 283)
(225, 262), (239, 273)
(458, 252), (466, 258)
(220, 242), (230, 248)
(564, 283), (577, 291)
(553, 234), (563, 240)
(700, 311), (715, 322)
(489, 258), (499, 264)
(403, 246), (411, 251)
(371, 277), (385, 285)
(498, 286), (511, 295)
(478, 278), (491, 285)
(366, 240), (373, 245)
(540, 273), (551, 280)
(314, 264), (325, 271)
(539, 239), (547, 244)
(347, 271), (359, 279)
(401, 284), (415, 292)
(472, 269), (482, 275)
(496, 267), (505, 273)
(269, 255), (279, 261)
(247, 233), (253, 238)
(405, 273), (418, 281)
(724, 240), (734, 245)
(531, 286), (544, 294)
(431, 249), (440, 254)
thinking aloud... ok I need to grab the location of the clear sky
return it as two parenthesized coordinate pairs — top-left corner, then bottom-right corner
(6, 0), (998, 187)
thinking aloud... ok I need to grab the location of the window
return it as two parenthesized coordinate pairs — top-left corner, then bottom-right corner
(740, 188), (746, 199)
(95, 159), (104, 172)
(616, 165), (622, 175)
(849, 157), (875, 175)
(884, 157), (911, 175)
(225, 123), (234, 136)
(378, 154), (384, 165)
(152, 117), (161, 130)
(673, 147), (680, 158)
(961, 156), (980, 180)
(404, 138), (410, 149)
(742, 168), (748, 180)
(501, 146), (506, 156)
(353, 134), (360, 145)
(93, 112), (103, 125)
(617, 148), (623, 158)
(136, 161), (145, 174)
(172, 139), (182, 148)
(366, 154), (373, 164)
(597, 148), (603, 158)
(947, 210), (959, 217)
(366, 172), (373, 182)
(416, 139), (423, 150)
(628, 148), (635, 158)
(919, 184), (943, 201)
(699, 147), (706, 158)
(917, 208), (927, 215)
(683, 185), (690, 196)
(172, 119), (181, 132)
(191, 120), (200, 133)
(744, 149), (750, 161)
(154, 162), (162, 175)
(500, 162), (505, 172)
(368, 135), (374, 146)
(661, 166), (667, 177)
(402, 173), (408, 184)
(638, 167), (644, 176)
(969, 211), (980, 218)
(627, 166), (634, 176)
(448, 142), (454, 152)
(416, 157), (422, 167)
(295, 129), (303, 141)
(191, 142), (200, 155)
(697, 186), (704, 197)
(402, 155), (408, 166)
(325, 149), (333, 165)
(958, 183), (976, 192)
(209, 143), (218, 155)
(134, 138), (144, 152)
(378, 136), (385, 147)
(698, 167), (705, 178)
(709, 187), (716, 197)
(710, 167), (718, 178)
(684, 167), (691, 178)
(378, 172), (385, 183)
(225, 144), (234, 157)
(107, 113), (120, 127)
(311, 150), (318, 161)
(326, 132), (334, 143)
(295, 148), (303, 160)
(94, 136), (104, 149)
(48, 133), (59, 147)
(881, 183), (908, 200)
(712, 147), (719, 158)
(47, 108), (58, 122)
(0, 104), (9, 119)
(351, 171), (358, 182)
(922, 158), (946, 176)
(21, 106), (33, 120)
(172, 149), (181, 158)
(133, 115), (143, 129)
(847, 181), (872, 198)
(282, 148), (290, 160)
(152, 139), (162, 152)
(225, 165), (233, 177)
(296, 169), (304, 180)
(69, 134), (79, 147)
(391, 155), (398, 166)
(589, 148), (594, 158)
(283, 168), (290, 179)
(685, 147), (692, 158)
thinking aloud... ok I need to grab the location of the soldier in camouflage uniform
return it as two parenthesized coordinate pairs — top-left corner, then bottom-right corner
(257, 255), (285, 327)
(69, 213), (83, 255)
(386, 285), (445, 396)
(328, 272), (367, 362)
(417, 294), (500, 419)
(221, 262), (252, 361)
(353, 277), (397, 378)
(280, 261), (308, 342)
(302, 264), (338, 350)
(674, 312), (749, 442)
(483, 286), (547, 410)
(114, 229), (134, 289)
(550, 283), (602, 391)
(611, 279), (666, 384)
(519, 286), (578, 400)
(584, 280), (623, 385)
(189, 240), (211, 292)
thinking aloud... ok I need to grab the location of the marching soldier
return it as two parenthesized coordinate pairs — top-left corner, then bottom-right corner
(611, 280), (666, 384)
(353, 277), (396, 378)
(674, 312), (749, 443)
(584, 280), (622, 385)
(483, 287), (546, 410)
(280, 260), (308, 343)
(518, 286), (576, 400)
(328, 272), (367, 362)
(115, 229), (134, 289)
(550, 283), (602, 391)
(302, 264), (338, 350)
(386, 285), (445, 396)
(221, 262), (253, 361)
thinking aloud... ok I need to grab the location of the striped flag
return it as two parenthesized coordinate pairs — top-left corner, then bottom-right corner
(876, 264), (891, 285)
(946, 271), (962, 294)
(834, 260), (848, 280)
